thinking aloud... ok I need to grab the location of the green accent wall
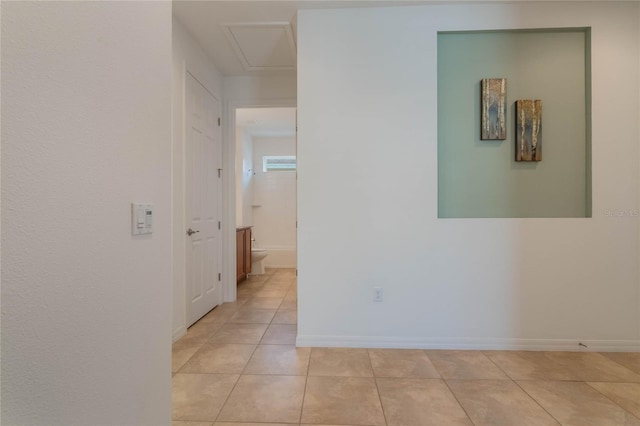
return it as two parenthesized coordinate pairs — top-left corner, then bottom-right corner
(438, 29), (591, 218)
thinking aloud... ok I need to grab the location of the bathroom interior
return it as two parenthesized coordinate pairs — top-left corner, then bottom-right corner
(235, 107), (297, 281)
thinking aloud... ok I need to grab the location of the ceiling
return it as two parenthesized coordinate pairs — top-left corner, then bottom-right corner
(236, 107), (296, 137)
(221, 21), (297, 71)
(172, 0), (435, 76)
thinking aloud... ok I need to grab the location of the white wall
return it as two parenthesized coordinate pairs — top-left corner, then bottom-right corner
(2, 2), (173, 424)
(235, 127), (254, 227)
(222, 75), (296, 299)
(297, 3), (640, 351)
(172, 16), (223, 341)
(224, 74), (296, 104)
(252, 136), (297, 268)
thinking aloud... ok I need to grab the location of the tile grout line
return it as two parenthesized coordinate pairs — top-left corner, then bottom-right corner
(442, 380), (478, 425)
(298, 347), (311, 425)
(172, 340), (207, 374)
(213, 271), (284, 423)
(368, 349), (389, 426)
(174, 270), (287, 423)
(481, 351), (563, 424)
(482, 350), (520, 381)
(597, 353), (640, 378)
(438, 376), (479, 426)
(584, 381), (640, 422)
(174, 326), (244, 423)
(511, 378), (563, 425)
(174, 311), (236, 372)
(211, 371), (243, 424)
(174, 282), (638, 425)
(239, 342), (261, 376)
(421, 350), (443, 379)
(418, 349), (477, 424)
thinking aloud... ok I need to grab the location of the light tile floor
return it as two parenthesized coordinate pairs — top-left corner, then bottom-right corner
(173, 268), (640, 426)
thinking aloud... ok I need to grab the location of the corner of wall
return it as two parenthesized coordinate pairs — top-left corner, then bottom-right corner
(637, 1), (640, 342)
(171, 12), (224, 339)
(3, 2), (173, 423)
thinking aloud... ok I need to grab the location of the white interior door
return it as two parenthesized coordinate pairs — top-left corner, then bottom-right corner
(185, 72), (222, 327)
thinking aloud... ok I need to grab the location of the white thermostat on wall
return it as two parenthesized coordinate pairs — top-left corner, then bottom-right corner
(132, 203), (153, 235)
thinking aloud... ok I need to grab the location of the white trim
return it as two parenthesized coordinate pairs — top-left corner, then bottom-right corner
(248, 130), (296, 138)
(262, 247), (296, 269)
(263, 264), (297, 269)
(637, 0), (640, 368)
(221, 22), (297, 72)
(222, 98), (297, 303)
(259, 245), (296, 250)
(172, 326), (187, 343)
(173, 62), (224, 335)
(295, 335), (640, 352)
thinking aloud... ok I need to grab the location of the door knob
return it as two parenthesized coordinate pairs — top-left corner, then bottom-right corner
(187, 228), (199, 236)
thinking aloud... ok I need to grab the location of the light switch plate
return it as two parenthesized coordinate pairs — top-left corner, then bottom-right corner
(132, 203), (153, 235)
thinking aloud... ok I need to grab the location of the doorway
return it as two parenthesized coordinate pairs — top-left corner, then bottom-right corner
(234, 107), (297, 278)
(184, 72), (223, 327)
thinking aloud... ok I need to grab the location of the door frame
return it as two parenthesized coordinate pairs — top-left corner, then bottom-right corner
(172, 61), (223, 342)
(184, 70), (223, 328)
(222, 98), (297, 303)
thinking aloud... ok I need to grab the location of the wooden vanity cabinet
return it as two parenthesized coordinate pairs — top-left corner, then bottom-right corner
(236, 227), (252, 283)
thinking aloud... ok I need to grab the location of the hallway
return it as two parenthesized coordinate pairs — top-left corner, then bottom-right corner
(172, 268), (299, 422)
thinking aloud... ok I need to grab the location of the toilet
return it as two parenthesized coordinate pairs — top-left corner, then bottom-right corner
(250, 248), (269, 275)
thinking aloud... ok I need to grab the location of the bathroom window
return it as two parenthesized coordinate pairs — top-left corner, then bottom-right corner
(263, 156), (296, 172)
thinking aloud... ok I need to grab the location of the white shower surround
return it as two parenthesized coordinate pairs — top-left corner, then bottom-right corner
(252, 135), (297, 268)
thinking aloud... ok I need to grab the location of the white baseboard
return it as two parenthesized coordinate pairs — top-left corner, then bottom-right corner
(172, 326), (187, 343)
(265, 264), (297, 268)
(263, 248), (296, 269)
(295, 335), (640, 352)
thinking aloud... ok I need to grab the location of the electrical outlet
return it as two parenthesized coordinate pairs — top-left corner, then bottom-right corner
(374, 287), (383, 302)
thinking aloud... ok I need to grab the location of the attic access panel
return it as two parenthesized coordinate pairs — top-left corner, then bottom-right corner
(222, 22), (297, 71)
